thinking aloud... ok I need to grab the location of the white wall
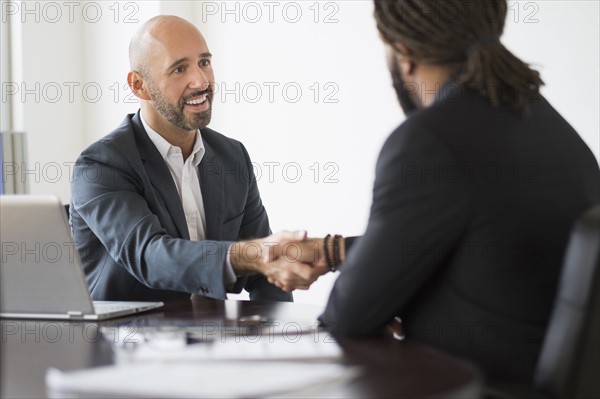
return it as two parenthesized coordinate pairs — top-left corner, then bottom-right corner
(3, 0), (599, 307)
(2, 0), (161, 200)
(81, 2), (161, 146)
(4, 1), (85, 198)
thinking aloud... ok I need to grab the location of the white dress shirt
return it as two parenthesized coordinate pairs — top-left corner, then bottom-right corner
(141, 114), (236, 287)
(141, 115), (207, 241)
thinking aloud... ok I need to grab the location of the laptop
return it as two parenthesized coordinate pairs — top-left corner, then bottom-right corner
(0, 195), (163, 320)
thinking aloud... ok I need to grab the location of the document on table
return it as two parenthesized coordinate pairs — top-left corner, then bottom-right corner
(101, 323), (343, 362)
(122, 332), (343, 363)
(46, 326), (360, 398)
(46, 362), (360, 398)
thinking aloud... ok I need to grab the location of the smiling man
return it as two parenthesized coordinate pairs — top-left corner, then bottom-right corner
(70, 16), (326, 302)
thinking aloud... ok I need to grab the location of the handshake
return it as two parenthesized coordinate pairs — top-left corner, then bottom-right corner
(229, 231), (345, 292)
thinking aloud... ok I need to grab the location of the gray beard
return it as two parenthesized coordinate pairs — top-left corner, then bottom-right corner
(146, 82), (212, 130)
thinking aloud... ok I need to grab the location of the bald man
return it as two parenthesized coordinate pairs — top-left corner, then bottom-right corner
(70, 16), (327, 302)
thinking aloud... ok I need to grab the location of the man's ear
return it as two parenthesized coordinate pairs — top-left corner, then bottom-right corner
(393, 42), (416, 76)
(127, 71), (151, 101)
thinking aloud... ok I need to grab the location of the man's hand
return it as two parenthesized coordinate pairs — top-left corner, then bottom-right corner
(229, 231), (329, 292)
(263, 255), (329, 292)
(264, 235), (346, 270)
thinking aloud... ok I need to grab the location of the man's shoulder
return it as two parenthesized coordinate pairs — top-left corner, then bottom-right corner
(96, 114), (137, 146)
(384, 109), (444, 151)
(377, 106), (466, 170)
(391, 96), (476, 138)
(200, 126), (247, 157)
(75, 114), (141, 171)
(81, 114), (137, 155)
(201, 126), (241, 145)
(385, 90), (505, 157)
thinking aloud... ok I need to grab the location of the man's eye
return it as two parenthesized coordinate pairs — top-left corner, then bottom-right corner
(174, 65), (186, 73)
(200, 59), (211, 67)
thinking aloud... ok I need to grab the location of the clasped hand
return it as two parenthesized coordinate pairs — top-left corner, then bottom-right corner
(230, 231), (328, 292)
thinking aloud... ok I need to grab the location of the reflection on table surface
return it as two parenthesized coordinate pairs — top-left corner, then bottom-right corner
(1, 297), (482, 398)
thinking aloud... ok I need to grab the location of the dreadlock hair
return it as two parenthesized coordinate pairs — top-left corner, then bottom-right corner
(374, 0), (544, 115)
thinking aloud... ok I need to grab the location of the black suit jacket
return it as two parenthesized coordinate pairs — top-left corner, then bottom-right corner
(70, 111), (292, 302)
(320, 84), (600, 382)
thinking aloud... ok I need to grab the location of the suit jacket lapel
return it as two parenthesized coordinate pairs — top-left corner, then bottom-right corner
(131, 112), (190, 239)
(199, 134), (224, 239)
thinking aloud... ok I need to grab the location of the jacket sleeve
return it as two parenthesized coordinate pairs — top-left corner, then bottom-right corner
(71, 139), (231, 299)
(319, 124), (469, 335)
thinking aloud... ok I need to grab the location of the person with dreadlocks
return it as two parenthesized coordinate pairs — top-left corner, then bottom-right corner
(281, 0), (599, 383)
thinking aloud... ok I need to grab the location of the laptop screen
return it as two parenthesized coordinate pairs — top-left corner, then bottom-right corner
(0, 195), (95, 316)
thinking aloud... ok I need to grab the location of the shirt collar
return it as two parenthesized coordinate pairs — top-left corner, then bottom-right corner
(140, 112), (205, 166)
(433, 80), (460, 105)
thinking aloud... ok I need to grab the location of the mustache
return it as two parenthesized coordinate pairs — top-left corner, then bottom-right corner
(181, 87), (214, 104)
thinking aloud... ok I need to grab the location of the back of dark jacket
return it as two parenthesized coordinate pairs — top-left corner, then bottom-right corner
(320, 84), (600, 382)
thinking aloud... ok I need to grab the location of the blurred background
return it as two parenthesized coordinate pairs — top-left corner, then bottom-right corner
(1, 0), (598, 307)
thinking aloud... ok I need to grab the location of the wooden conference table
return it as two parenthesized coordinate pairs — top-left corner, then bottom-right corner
(1, 297), (482, 398)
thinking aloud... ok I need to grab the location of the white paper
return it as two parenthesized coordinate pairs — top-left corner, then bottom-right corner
(122, 333), (343, 363)
(46, 362), (360, 399)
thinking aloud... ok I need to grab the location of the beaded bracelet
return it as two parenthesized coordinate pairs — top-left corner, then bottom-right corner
(331, 235), (342, 272)
(323, 234), (333, 271)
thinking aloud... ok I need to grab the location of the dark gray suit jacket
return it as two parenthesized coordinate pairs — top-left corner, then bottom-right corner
(70, 111), (292, 302)
(320, 83), (600, 383)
